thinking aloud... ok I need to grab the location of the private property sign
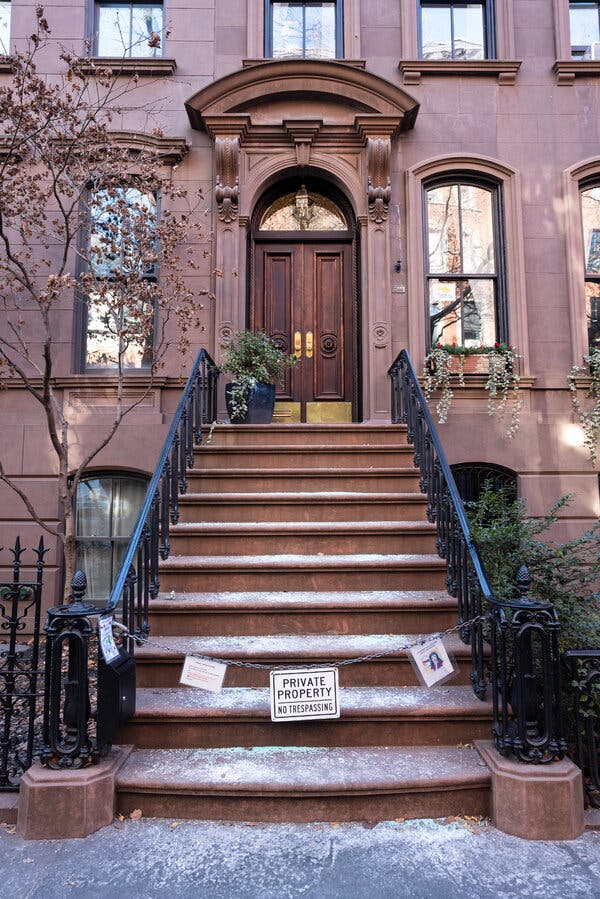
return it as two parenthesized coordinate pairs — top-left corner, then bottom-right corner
(270, 667), (340, 722)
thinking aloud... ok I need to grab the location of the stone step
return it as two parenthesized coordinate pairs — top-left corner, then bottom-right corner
(134, 632), (475, 688)
(166, 520), (437, 556)
(186, 468), (422, 494)
(116, 744), (491, 823)
(194, 444), (415, 471)
(149, 590), (457, 636)
(206, 423), (410, 448)
(118, 686), (494, 749)
(177, 491), (430, 523)
(157, 553), (447, 593)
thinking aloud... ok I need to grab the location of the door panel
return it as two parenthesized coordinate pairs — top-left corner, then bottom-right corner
(253, 238), (355, 420)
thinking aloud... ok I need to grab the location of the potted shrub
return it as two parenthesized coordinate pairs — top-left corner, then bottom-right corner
(423, 342), (522, 437)
(219, 330), (297, 424)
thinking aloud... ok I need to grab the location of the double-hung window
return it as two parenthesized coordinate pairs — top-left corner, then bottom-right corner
(580, 185), (600, 350)
(84, 186), (157, 370)
(265, 1), (342, 59)
(95, 2), (164, 58)
(418, 2), (493, 60)
(424, 180), (506, 347)
(569, 2), (600, 59)
(0, 1), (10, 55)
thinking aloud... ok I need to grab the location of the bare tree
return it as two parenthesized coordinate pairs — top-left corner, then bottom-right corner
(0, 9), (208, 598)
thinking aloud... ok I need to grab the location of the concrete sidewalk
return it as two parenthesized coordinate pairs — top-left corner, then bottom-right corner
(0, 816), (599, 898)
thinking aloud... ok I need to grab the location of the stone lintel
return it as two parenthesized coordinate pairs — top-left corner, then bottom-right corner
(475, 740), (584, 841)
(17, 745), (133, 840)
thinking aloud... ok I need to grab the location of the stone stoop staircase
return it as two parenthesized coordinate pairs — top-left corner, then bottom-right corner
(115, 423), (492, 822)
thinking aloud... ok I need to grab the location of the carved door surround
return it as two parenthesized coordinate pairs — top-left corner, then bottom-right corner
(185, 60), (419, 420)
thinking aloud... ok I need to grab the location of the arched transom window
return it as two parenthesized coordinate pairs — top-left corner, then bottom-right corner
(258, 185), (348, 231)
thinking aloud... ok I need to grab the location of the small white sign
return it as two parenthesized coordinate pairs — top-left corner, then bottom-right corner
(180, 656), (227, 692)
(270, 667), (340, 722)
(409, 638), (455, 687)
(98, 615), (120, 664)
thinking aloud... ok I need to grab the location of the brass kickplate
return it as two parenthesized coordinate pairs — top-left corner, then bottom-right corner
(306, 402), (352, 423)
(273, 402), (301, 423)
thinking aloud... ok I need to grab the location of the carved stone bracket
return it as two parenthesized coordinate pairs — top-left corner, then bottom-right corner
(284, 120), (322, 167)
(367, 138), (391, 224)
(215, 137), (240, 223)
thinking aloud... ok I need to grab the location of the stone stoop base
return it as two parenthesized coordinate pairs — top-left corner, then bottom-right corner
(0, 793), (19, 825)
(17, 745), (133, 840)
(475, 741), (584, 841)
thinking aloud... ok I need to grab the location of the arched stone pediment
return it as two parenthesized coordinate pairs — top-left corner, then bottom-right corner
(185, 60), (419, 135)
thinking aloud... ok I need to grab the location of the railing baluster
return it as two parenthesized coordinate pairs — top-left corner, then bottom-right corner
(388, 349), (565, 765)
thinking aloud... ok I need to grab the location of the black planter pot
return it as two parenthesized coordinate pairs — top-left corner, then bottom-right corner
(225, 382), (276, 424)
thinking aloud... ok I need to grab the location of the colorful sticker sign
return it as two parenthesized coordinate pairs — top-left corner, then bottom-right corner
(409, 638), (455, 687)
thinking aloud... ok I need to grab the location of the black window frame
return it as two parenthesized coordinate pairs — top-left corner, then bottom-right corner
(93, 0), (165, 59)
(422, 174), (508, 350)
(75, 183), (159, 373)
(579, 178), (600, 352)
(264, 0), (344, 59)
(417, 0), (495, 60)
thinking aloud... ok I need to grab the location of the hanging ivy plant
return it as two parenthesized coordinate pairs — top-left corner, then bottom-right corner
(423, 342), (523, 438)
(567, 348), (600, 465)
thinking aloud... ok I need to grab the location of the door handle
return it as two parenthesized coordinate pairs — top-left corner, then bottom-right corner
(305, 331), (313, 358)
(294, 331), (302, 359)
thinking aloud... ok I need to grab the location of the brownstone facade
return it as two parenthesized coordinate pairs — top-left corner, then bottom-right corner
(1, 0), (600, 601)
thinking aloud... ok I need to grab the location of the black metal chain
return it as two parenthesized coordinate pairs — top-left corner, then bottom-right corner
(107, 616), (486, 671)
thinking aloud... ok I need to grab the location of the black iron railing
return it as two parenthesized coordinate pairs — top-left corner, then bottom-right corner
(564, 649), (600, 806)
(41, 349), (218, 768)
(0, 538), (46, 788)
(389, 350), (566, 763)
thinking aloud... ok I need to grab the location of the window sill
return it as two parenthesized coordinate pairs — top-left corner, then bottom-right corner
(78, 57), (177, 77)
(399, 59), (521, 86)
(0, 55), (12, 74)
(553, 60), (600, 85)
(242, 57), (366, 69)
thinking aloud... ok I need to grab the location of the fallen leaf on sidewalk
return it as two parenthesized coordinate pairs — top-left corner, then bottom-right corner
(170, 821), (180, 830)
(130, 809), (143, 820)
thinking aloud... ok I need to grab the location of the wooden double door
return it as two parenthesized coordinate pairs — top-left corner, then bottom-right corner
(252, 236), (357, 422)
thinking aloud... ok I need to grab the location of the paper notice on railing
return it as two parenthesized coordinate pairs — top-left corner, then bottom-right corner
(408, 637), (455, 687)
(180, 656), (227, 692)
(98, 615), (120, 664)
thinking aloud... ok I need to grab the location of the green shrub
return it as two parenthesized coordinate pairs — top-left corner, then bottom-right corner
(467, 486), (600, 653)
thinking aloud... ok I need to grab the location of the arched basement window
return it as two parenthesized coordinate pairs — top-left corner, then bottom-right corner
(258, 185), (348, 231)
(75, 472), (148, 602)
(451, 462), (517, 505)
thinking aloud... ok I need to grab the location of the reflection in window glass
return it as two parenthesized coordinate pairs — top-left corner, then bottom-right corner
(76, 475), (147, 602)
(271, 2), (337, 59)
(581, 186), (600, 349)
(425, 182), (499, 347)
(86, 187), (157, 369)
(0, 1), (10, 55)
(420, 2), (486, 60)
(259, 188), (347, 231)
(95, 2), (163, 58)
(570, 2), (600, 58)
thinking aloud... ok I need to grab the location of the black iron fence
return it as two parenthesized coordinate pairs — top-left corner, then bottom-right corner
(564, 650), (600, 807)
(389, 350), (567, 763)
(41, 349), (218, 768)
(0, 538), (47, 789)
